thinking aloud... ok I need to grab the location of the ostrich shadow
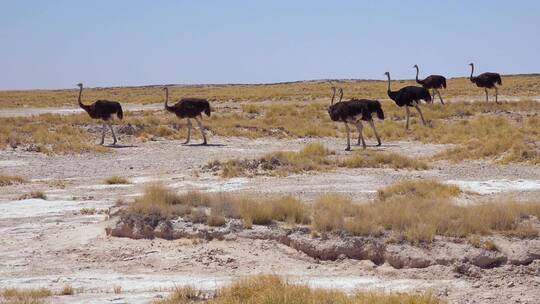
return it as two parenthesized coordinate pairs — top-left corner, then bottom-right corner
(106, 144), (137, 149)
(183, 143), (227, 147)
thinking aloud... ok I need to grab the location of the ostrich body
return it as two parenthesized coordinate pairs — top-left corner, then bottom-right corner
(163, 87), (211, 145)
(328, 87), (384, 151)
(469, 63), (502, 104)
(384, 72), (431, 129)
(77, 83), (123, 145)
(413, 64), (447, 104)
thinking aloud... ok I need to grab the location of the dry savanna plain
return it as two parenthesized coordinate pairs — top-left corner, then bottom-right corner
(1, 75), (540, 304)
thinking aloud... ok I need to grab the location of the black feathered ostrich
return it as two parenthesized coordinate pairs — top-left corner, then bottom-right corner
(384, 72), (431, 130)
(413, 64), (447, 105)
(77, 83), (123, 145)
(469, 63), (502, 104)
(327, 87), (384, 151)
(163, 87), (211, 145)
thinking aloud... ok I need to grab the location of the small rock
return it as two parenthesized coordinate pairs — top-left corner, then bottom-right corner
(508, 281), (515, 288)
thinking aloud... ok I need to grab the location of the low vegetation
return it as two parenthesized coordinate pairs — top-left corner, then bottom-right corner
(18, 191), (47, 200)
(206, 143), (430, 178)
(0, 175), (28, 187)
(104, 176), (130, 185)
(128, 184), (310, 228)
(127, 180), (540, 243)
(2, 75), (539, 108)
(0, 287), (52, 304)
(59, 285), (74, 295)
(1, 96), (538, 164)
(155, 275), (444, 304)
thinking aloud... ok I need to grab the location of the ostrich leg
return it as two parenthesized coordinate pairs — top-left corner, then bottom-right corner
(344, 122), (351, 151)
(184, 118), (192, 144)
(369, 120), (382, 146)
(495, 87), (500, 104)
(414, 104), (427, 126)
(437, 90), (445, 105)
(355, 121), (366, 149)
(194, 117), (207, 145)
(405, 106), (410, 130)
(100, 123), (106, 145)
(485, 88), (489, 102)
(108, 121), (117, 145)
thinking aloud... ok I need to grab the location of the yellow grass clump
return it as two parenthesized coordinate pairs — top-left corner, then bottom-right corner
(104, 176), (130, 184)
(155, 275), (444, 304)
(128, 181), (540, 243)
(211, 144), (430, 178)
(340, 150), (430, 170)
(377, 179), (461, 201)
(0, 175), (28, 187)
(1, 287), (52, 304)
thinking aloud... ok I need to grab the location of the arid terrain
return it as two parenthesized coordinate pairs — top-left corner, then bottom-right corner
(1, 77), (540, 304)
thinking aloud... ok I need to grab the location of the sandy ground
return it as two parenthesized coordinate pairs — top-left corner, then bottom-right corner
(1, 132), (539, 303)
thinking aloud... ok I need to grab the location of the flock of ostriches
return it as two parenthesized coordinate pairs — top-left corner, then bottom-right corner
(77, 63), (503, 151)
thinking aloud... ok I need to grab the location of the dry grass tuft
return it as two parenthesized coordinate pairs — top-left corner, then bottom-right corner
(18, 191), (47, 200)
(155, 275), (444, 304)
(208, 144), (430, 178)
(104, 176), (130, 185)
(311, 191), (540, 242)
(113, 285), (122, 294)
(1, 288), (52, 304)
(80, 208), (97, 215)
(126, 181), (540, 242)
(59, 285), (74, 295)
(0, 175), (28, 187)
(127, 184), (310, 227)
(378, 179), (461, 201)
(340, 150), (430, 170)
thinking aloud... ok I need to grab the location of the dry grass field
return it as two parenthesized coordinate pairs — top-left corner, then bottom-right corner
(1, 76), (539, 304)
(1, 75), (540, 108)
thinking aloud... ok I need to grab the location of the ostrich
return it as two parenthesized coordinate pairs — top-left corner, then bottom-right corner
(413, 64), (447, 104)
(384, 72), (431, 130)
(77, 83), (123, 145)
(469, 63), (502, 104)
(163, 87), (211, 145)
(327, 87), (384, 151)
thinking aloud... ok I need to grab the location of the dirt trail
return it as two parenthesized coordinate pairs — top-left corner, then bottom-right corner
(1, 137), (540, 303)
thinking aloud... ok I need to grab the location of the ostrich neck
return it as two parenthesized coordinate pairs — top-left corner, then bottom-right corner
(386, 74), (391, 92)
(470, 65), (474, 79)
(77, 86), (85, 108)
(415, 66), (420, 82)
(330, 89), (335, 105)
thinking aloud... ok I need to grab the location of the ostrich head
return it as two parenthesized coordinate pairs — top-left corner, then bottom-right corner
(384, 72), (390, 78)
(413, 64), (418, 69)
(76, 83), (83, 88)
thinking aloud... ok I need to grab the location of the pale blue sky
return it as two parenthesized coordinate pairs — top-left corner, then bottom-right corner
(1, 0), (539, 90)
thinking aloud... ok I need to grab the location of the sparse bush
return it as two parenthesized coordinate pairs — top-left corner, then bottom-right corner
(378, 179), (460, 201)
(125, 182), (540, 242)
(104, 176), (130, 185)
(155, 275), (445, 304)
(60, 285), (74, 295)
(18, 191), (47, 200)
(80, 208), (97, 215)
(340, 150), (430, 170)
(0, 175), (28, 187)
(1, 288), (52, 304)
